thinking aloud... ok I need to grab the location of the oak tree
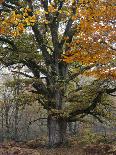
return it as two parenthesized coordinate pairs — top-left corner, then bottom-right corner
(0, 0), (116, 147)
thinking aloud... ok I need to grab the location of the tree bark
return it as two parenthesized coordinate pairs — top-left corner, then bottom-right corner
(46, 62), (68, 147)
(47, 115), (67, 147)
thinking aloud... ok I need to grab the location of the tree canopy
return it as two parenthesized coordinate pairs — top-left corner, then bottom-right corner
(0, 0), (115, 78)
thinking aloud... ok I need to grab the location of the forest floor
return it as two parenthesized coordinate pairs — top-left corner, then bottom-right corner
(0, 143), (82, 155)
(0, 142), (116, 155)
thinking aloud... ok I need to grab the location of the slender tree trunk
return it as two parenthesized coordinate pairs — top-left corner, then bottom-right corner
(68, 122), (77, 135)
(14, 102), (19, 141)
(47, 115), (67, 147)
(1, 107), (4, 142)
(74, 122), (77, 134)
(68, 122), (73, 135)
(14, 70), (20, 141)
(5, 105), (10, 141)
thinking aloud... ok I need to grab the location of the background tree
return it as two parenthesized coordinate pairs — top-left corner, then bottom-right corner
(0, 0), (115, 147)
(0, 68), (46, 142)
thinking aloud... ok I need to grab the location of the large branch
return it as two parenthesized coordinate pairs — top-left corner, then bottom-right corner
(24, 59), (52, 81)
(67, 91), (103, 120)
(32, 82), (48, 96)
(29, 117), (47, 125)
(60, 18), (74, 47)
(40, 0), (48, 12)
(66, 64), (95, 83)
(21, 60), (50, 96)
(67, 111), (103, 123)
(27, 0), (51, 65)
(41, 0), (64, 62)
(106, 87), (116, 96)
(60, 0), (79, 49)
(11, 71), (33, 78)
(32, 25), (52, 65)
(2, 1), (16, 9)
(0, 58), (16, 66)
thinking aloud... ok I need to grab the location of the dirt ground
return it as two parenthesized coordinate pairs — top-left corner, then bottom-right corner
(0, 146), (82, 155)
(0, 143), (116, 155)
(0, 141), (86, 155)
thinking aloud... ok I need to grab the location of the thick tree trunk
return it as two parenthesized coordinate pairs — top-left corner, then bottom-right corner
(47, 116), (67, 147)
(46, 62), (68, 147)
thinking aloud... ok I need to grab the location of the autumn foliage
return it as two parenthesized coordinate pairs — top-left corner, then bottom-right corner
(0, 0), (115, 79)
